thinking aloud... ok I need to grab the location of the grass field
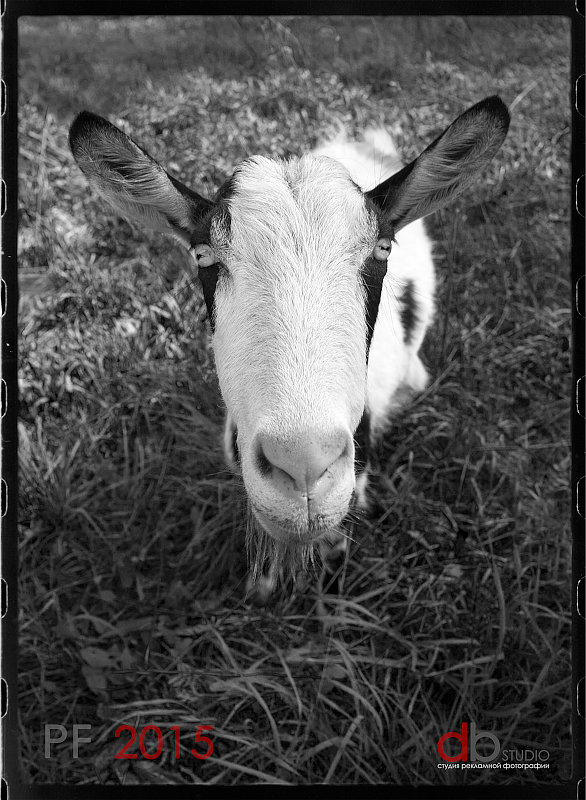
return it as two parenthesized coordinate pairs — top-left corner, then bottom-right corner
(17, 15), (572, 786)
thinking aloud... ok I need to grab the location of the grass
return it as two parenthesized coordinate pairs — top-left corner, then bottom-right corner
(17, 14), (572, 786)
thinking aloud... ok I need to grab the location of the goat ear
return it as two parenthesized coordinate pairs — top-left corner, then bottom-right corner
(367, 96), (510, 232)
(69, 111), (214, 246)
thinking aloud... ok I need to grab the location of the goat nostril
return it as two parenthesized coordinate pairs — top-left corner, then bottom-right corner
(254, 429), (351, 497)
(257, 444), (301, 489)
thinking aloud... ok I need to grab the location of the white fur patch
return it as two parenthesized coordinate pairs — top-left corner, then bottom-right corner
(212, 154), (375, 440)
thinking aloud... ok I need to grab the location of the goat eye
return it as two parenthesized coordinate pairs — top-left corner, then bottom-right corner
(373, 237), (392, 261)
(191, 243), (216, 268)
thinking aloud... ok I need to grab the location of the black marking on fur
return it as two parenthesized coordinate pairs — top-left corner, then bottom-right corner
(187, 173), (242, 331)
(354, 410), (370, 474)
(214, 169), (239, 205)
(231, 424), (240, 465)
(189, 179), (237, 331)
(400, 280), (418, 345)
(190, 208), (216, 247)
(196, 262), (220, 331)
(361, 255), (387, 353)
(190, 175), (234, 245)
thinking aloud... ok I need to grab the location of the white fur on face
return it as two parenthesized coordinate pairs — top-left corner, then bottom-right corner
(211, 155), (377, 530)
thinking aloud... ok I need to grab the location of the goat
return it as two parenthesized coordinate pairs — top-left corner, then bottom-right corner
(69, 97), (509, 597)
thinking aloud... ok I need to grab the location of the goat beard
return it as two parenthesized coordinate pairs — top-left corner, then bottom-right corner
(245, 508), (342, 587)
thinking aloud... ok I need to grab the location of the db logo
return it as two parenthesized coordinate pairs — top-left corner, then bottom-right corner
(437, 722), (500, 763)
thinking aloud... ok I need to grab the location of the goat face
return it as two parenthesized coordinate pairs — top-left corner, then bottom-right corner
(69, 97), (509, 558)
(210, 155), (378, 544)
